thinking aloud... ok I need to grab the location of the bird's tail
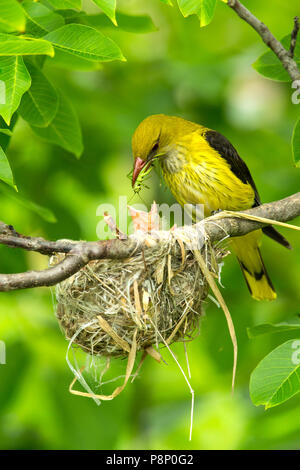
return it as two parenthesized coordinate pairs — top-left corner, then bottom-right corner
(230, 230), (276, 301)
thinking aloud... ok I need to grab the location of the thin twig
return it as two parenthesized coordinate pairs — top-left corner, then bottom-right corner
(227, 0), (300, 81)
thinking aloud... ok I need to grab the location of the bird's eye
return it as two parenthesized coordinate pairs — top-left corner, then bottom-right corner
(146, 141), (159, 162)
(152, 142), (159, 152)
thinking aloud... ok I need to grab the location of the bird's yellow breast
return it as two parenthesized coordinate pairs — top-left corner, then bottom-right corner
(160, 131), (255, 218)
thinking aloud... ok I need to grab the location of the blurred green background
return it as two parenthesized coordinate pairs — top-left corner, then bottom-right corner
(0, 0), (300, 450)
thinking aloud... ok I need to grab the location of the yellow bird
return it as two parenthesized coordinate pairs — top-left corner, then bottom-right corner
(131, 114), (291, 301)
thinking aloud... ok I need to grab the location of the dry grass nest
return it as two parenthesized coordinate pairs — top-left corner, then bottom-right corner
(51, 229), (224, 360)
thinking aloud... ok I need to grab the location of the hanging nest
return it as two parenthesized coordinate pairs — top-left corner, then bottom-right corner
(51, 227), (224, 360)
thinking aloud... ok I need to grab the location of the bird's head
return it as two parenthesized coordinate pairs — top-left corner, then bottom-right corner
(131, 114), (167, 187)
(131, 114), (200, 188)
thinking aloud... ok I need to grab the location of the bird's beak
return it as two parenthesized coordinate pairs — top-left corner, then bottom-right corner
(132, 157), (147, 187)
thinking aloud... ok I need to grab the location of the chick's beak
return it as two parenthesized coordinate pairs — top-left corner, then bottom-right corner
(132, 157), (147, 187)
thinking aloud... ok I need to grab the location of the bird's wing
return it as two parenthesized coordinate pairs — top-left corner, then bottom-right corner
(204, 129), (261, 206)
(204, 129), (291, 249)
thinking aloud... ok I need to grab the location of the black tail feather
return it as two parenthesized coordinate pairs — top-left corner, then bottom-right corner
(262, 226), (292, 250)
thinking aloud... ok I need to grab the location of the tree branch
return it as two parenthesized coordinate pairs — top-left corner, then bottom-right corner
(227, 0), (300, 81)
(0, 192), (299, 292)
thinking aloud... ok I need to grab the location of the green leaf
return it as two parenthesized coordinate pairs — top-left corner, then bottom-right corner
(92, 0), (117, 26)
(55, 9), (85, 21)
(46, 0), (82, 10)
(85, 12), (157, 34)
(0, 34), (54, 57)
(0, 129), (12, 137)
(199, 0), (216, 26)
(43, 24), (124, 63)
(177, 0), (216, 26)
(253, 35), (300, 81)
(0, 145), (15, 189)
(0, 181), (57, 222)
(177, 0), (201, 17)
(22, 0), (65, 36)
(42, 20), (104, 70)
(0, 0), (26, 33)
(116, 12), (157, 33)
(19, 63), (58, 128)
(0, 114), (18, 151)
(247, 314), (300, 338)
(250, 339), (300, 409)
(31, 92), (83, 157)
(292, 118), (300, 167)
(0, 56), (31, 125)
(46, 53), (103, 70)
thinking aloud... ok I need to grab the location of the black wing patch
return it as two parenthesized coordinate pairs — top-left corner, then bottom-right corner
(205, 129), (291, 250)
(205, 129), (260, 207)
